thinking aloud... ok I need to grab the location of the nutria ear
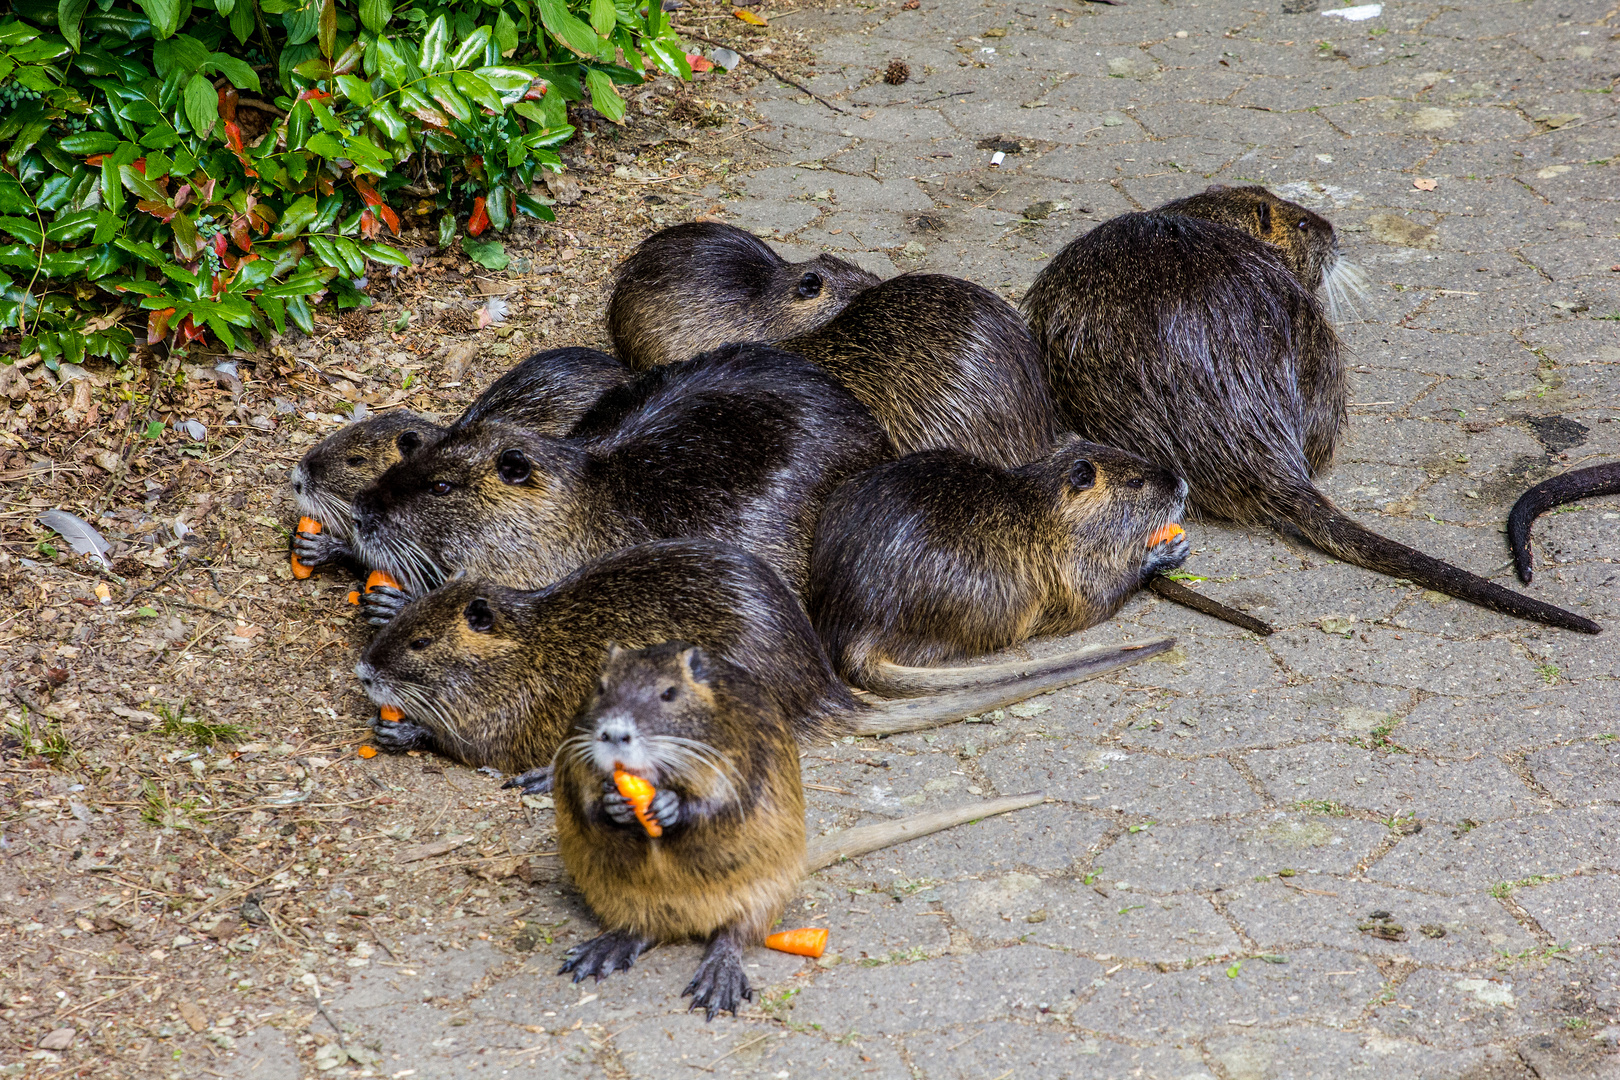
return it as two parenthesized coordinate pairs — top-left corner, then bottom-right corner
(1255, 201), (1272, 233)
(796, 272), (824, 299)
(1068, 459), (1097, 491)
(398, 430), (424, 456)
(1204, 183), (1227, 193)
(605, 642), (626, 662)
(679, 646), (710, 683)
(465, 597), (495, 633)
(497, 448), (531, 484)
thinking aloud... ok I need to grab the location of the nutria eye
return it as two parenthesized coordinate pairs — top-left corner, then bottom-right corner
(1298, 218), (1310, 230)
(431, 481), (453, 496)
(498, 449), (531, 484)
(346, 455), (366, 467)
(409, 637), (432, 650)
(398, 431), (423, 455)
(797, 272), (823, 299)
(661, 686), (678, 702)
(1068, 460), (1096, 490)
(1126, 476), (1146, 490)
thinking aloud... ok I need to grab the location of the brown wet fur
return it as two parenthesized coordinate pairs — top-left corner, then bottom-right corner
(553, 644), (805, 948)
(607, 221), (880, 368)
(809, 436), (1188, 688)
(780, 274), (1060, 468)
(291, 409), (444, 542)
(1021, 195), (1600, 635)
(1155, 184), (1339, 292)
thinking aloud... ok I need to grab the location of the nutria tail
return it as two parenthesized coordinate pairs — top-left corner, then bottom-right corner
(856, 638), (1168, 697)
(848, 636), (1174, 735)
(1506, 463), (1620, 585)
(805, 792), (1045, 872)
(1279, 484), (1600, 634)
(1144, 576), (1275, 636)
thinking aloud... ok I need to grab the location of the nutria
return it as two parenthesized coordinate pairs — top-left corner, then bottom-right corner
(351, 539), (1172, 782)
(290, 348), (630, 571)
(1507, 462), (1620, 583)
(1021, 208), (1600, 634)
(779, 274), (1060, 468)
(553, 641), (1044, 1018)
(607, 221), (881, 369)
(809, 437), (1191, 692)
(349, 344), (893, 621)
(1155, 184), (1367, 321)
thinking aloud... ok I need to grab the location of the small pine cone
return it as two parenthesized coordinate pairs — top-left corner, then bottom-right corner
(437, 307), (476, 334)
(884, 59), (910, 86)
(339, 308), (372, 336)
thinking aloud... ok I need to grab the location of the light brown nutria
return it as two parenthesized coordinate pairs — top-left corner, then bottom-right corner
(778, 273), (1060, 468)
(351, 539), (1172, 783)
(552, 641), (1044, 1018)
(1021, 205), (1599, 635)
(290, 347), (629, 571)
(349, 344), (894, 622)
(1508, 462), (1620, 584)
(809, 437), (1190, 693)
(606, 222), (881, 369)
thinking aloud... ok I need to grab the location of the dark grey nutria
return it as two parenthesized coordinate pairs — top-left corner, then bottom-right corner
(607, 222), (880, 368)
(553, 641), (1043, 1019)
(1021, 208), (1600, 634)
(349, 344), (895, 618)
(1507, 463), (1620, 584)
(290, 347), (630, 570)
(809, 437), (1189, 692)
(780, 274), (1060, 468)
(351, 539), (1172, 783)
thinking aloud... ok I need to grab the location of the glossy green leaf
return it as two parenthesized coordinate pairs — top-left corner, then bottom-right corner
(134, 0), (182, 39)
(493, 11), (518, 56)
(210, 52), (262, 93)
(419, 13), (449, 72)
(448, 25), (490, 69)
(183, 73), (219, 137)
(589, 0), (614, 38)
(585, 68), (626, 124)
(535, 0), (599, 58)
(282, 2), (319, 45)
(272, 194), (319, 239)
(450, 71), (502, 114)
(59, 0), (90, 51)
(58, 131), (120, 155)
(474, 65), (536, 105)
(460, 235), (508, 270)
(361, 242), (410, 267)
(318, 0), (336, 58)
(334, 73), (372, 105)
(358, 0), (390, 34)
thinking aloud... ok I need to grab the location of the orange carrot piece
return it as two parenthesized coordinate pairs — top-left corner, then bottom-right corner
(379, 705), (404, 723)
(366, 569), (402, 593)
(291, 516), (322, 579)
(765, 928), (829, 958)
(358, 745), (378, 759)
(613, 769), (662, 837)
(347, 590), (361, 605)
(1147, 523), (1185, 548)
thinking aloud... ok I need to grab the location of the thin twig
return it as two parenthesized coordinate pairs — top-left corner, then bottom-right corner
(676, 28), (846, 113)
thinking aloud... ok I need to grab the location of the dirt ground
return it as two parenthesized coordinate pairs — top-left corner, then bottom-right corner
(0, 12), (817, 1075)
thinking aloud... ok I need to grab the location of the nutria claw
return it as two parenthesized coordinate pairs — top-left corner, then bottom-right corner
(502, 766), (553, 795)
(291, 528), (349, 567)
(559, 930), (650, 983)
(1143, 531), (1191, 578)
(600, 781), (638, 826)
(683, 934), (752, 1021)
(361, 584), (413, 626)
(371, 714), (434, 753)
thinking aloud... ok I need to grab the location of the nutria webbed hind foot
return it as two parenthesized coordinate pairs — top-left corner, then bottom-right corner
(551, 641), (1046, 1020)
(808, 438), (1187, 690)
(608, 221), (880, 369)
(1022, 204), (1599, 635)
(1507, 462), (1620, 584)
(780, 274), (1059, 468)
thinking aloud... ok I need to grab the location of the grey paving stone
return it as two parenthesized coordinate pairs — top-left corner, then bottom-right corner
(1221, 877), (1538, 965)
(977, 743), (1261, 822)
(1068, 947), (1385, 1041)
(1364, 964), (1583, 1051)
(1367, 808), (1620, 893)
(1514, 873), (1620, 948)
(786, 945), (1103, 1036)
(1245, 741), (1534, 823)
(1527, 741), (1620, 806)
(1118, 681), (1413, 755)
(612, 1019), (911, 1079)
(1204, 1027), (1504, 1080)
(1400, 690), (1619, 758)
(1095, 815), (1388, 893)
(935, 872), (1241, 962)
(904, 1021), (1209, 1080)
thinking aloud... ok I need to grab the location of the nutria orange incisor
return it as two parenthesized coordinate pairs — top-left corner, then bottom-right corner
(352, 539), (1172, 782)
(1507, 462), (1620, 584)
(349, 344), (894, 620)
(290, 347), (630, 571)
(607, 221), (881, 368)
(553, 641), (1043, 1018)
(1021, 197), (1599, 634)
(810, 437), (1190, 693)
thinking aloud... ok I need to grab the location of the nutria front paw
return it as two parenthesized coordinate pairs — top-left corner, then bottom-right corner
(559, 930), (649, 983)
(502, 766), (553, 795)
(371, 715), (434, 753)
(600, 779), (638, 826)
(1142, 531), (1191, 578)
(291, 528), (350, 567)
(648, 788), (682, 830)
(683, 935), (751, 1021)
(361, 585), (414, 626)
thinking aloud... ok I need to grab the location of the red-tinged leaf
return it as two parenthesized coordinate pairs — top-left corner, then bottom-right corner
(467, 196), (489, 237)
(230, 216), (253, 252)
(378, 204), (401, 235)
(686, 53), (713, 72)
(218, 86), (239, 124)
(524, 82), (548, 100)
(317, 175), (335, 196)
(211, 272), (226, 297)
(137, 199), (178, 223)
(199, 178), (216, 202)
(360, 208), (381, 240)
(173, 184), (192, 210)
(297, 88), (334, 103)
(354, 176), (383, 207)
(147, 307), (176, 344)
(333, 39), (364, 76)
(224, 120), (245, 152)
(177, 315), (207, 345)
(85, 154), (107, 166)
(213, 233), (229, 258)
(131, 159), (147, 175)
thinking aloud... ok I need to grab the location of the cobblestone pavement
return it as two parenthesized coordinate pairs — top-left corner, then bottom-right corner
(230, 2), (1619, 1077)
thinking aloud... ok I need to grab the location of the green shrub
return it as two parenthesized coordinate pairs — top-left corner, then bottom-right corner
(0, 0), (693, 366)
